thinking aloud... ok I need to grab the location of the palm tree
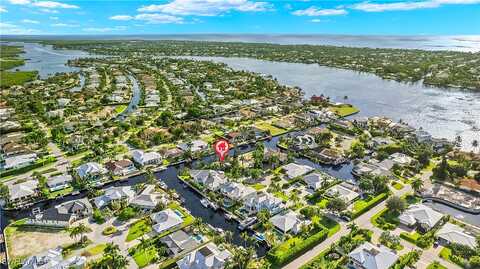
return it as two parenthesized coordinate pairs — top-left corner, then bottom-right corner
(411, 178), (424, 193)
(68, 223), (92, 244)
(472, 139), (479, 153)
(225, 247), (255, 269)
(224, 230), (233, 244)
(240, 231), (250, 247)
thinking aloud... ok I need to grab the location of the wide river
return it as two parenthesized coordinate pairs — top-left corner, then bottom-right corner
(184, 56), (480, 151)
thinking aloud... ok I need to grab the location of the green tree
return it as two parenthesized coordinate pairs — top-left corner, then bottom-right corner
(386, 196), (406, 214)
(411, 178), (424, 193)
(326, 196), (347, 213)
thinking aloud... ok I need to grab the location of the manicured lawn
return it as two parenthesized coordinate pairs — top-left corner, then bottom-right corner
(371, 208), (400, 230)
(0, 71), (37, 87)
(427, 263), (448, 269)
(254, 121), (287, 136)
(400, 231), (421, 244)
(47, 186), (74, 199)
(126, 219), (152, 242)
(392, 182), (404, 190)
(114, 104), (128, 114)
(351, 192), (389, 218)
(82, 244), (107, 256)
(273, 191), (289, 202)
(316, 198), (329, 209)
(250, 183), (266, 190)
(439, 247), (452, 261)
(328, 104), (359, 117)
(133, 246), (157, 268)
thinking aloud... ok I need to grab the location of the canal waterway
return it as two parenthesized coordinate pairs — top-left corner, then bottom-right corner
(1, 42), (479, 251)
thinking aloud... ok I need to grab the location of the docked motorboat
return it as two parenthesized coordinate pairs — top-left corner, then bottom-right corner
(200, 198), (209, 208)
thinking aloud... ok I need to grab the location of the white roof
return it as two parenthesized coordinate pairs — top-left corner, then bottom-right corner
(281, 163), (314, 179)
(4, 153), (37, 169)
(303, 172), (330, 189)
(270, 210), (301, 233)
(150, 208), (183, 234)
(349, 242), (398, 269)
(437, 223), (477, 249)
(178, 140), (208, 152)
(389, 153), (413, 165)
(132, 150), (162, 165)
(47, 174), (73, 187)
(326, 184), (359, 203)
(9, 179), (38, 200)
(94, 186), (135, 208)
(220, 182), (256, 201)
(399, 204), (443, 229)
(177, 242), (231, 269)
(76, 162), (106, 178)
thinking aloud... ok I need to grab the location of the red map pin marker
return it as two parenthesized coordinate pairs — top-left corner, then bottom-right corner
(214, 139), (229, 162)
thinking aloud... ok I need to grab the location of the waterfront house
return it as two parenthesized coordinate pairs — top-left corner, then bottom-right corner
(415, 130), (433, 144)
(47, 174), (73, 192)
(132, 150), (162, 166)
(353, 117), (369, 129)
(326, 183), (360, 204)
(388, 153), (414, 166)
(130, 185), (165, 211)
(399, 204), (443, 231)
(8, 179), (38, 204)
(21, 247), (86, 269)
(161, 230), (198, 255)
(93, 186), (135, 208)
(348, 242), (399, 269)
(178, 140), (209, 153)
(269, 210), (308, 235)
(162, 148), (184, 160)
(436, 223), (477, 249)
(220, 182), (256, 202)
(281, 163), (314, 180)
(315, 148), (346, 165)
(303, 172), (333, 190)
(150, 208), (183, 234)
(27, 198), (92, 228)
(76, 162), (107, 180)
(105, 159), (137, 176)
(177, 242), (231, 269)
(292, 134), (317, 150)
(190, 170), (227, 191)
(243, 191), (283, 215)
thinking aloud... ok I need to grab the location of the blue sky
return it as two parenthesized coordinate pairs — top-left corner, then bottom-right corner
(0, 0), (479, 35)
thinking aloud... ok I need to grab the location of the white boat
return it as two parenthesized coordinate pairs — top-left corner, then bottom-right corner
(225, 213), (233, 220)
(210, 202), (219, 210)
(200, 199), (209, 208)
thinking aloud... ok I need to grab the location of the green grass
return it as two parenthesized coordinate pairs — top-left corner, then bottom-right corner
(250, 183), (266, 190)
(254, 121), (287, 136)
(273, 191), (289, 202)
(47, 186), (74, 199)
(427, 263), (448, 269)
(316, 198), (329, 209)
(133, 246), (158, 268)
(392, 182), (404, 190)
(351, 192), (389, 218)
(114, 104), (128, 114)
(82, 244), (107, 256)
(126, 219), (152, 242)
(0, 71), (38, 87)
(439, 247), (452, 261)
(328, 104), (359, 117)
(400, 231), (421, 244)
(371, 208), (400, 230)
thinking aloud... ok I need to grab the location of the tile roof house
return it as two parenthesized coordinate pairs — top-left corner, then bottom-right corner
(348, 242), (399, 269)
(281, 163), (314, 179)
(131, 150), (162, 166)
(150, 208), (184, 234)
(270, 210), (308, 234)
(190, 170), (227, 191)
(130, 185), (165, 211)
(220, 182), (256, 201)
(436, 223), (477, 249)
(243, 191), (284, 215)
(76, 162), (107, 180)
(93, 186), (135, 208)
(8, 179), (38, 203)
(326, 183), (360, 204)
(399, 204), (444, 231)
(21, 247), (86, 269)
(47, 174), (73, 192)
(105, 159), (137, 176)
(303, 172), (333, 190)
(177, 242), (231, 269)
(3, 153), (38, 170)
(27, 198), (92, 228)
(178, 140), (209, 153)
(160, 230), (198, 255)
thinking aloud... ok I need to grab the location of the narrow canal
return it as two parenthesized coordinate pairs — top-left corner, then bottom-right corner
(117, 74), (142, 120)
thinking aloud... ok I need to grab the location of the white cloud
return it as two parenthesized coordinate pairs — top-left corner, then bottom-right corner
(0, 22), (39, 34)
(21, 19), (39, 24)
(50, 16), (59, 20)
(51, 23), (78, 27)
(292, 6), (347, 16)
(8, 0), (79, 9)
(351, 0), (480, 12)
(138, 0), (273, 16)
(310, 18), (321, 22)
(0, 6), (7, 12)
(109, 15), (133, 21)
(110, 13), (184, 24)
(39, 8), (59, 13)
(82, 26), (127, 33)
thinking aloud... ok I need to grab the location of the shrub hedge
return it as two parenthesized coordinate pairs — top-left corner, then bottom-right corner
(351, 192), (389, 219)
